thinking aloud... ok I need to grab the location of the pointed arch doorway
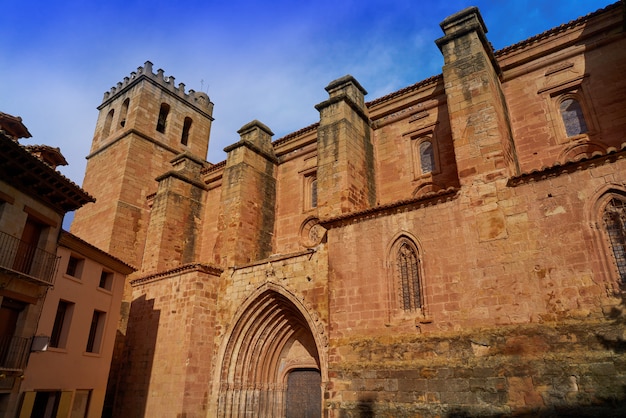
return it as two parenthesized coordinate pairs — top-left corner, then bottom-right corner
(217, 287), (324, 417)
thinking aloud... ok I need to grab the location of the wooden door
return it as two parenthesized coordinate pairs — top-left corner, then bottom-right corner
(285, 369), (321, 418)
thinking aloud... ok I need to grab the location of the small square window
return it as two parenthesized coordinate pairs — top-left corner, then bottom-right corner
(66, 256), (84, 278)
(99, 270), (114, 290)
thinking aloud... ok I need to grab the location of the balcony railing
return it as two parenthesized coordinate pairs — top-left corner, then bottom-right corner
(0, 231), (58, 285)
(0, 335), (30, 370)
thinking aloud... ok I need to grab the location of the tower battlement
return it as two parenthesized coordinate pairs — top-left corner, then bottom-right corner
(101, 60), (213, 113)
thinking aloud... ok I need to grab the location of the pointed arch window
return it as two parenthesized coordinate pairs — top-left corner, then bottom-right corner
(603, 197), (626, 284)
(119, 98), (130, 128)
(181, 117), (192, 145)
(156, 103), (170, 133)
(559, 97), (588, 137)
(102, 109), (114, 138)
(395, 238), (422, 312)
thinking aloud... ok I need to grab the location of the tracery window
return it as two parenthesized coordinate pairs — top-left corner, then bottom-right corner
(396, 239), (422, 311)
(603, 197), (626, 284)
(559, 97), (588, 137)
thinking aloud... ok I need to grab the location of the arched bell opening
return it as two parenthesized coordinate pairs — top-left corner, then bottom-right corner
(217, 288), (323, 417)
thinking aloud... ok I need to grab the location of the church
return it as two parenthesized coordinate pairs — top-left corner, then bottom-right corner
(70, 3), (626, 417)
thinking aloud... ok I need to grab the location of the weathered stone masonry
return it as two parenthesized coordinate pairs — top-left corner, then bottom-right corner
(71, 3), (626, 417)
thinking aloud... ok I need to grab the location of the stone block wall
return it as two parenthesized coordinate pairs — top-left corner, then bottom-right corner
(320, 144), (626, 416)
(370, 80), (459, 204)
(113, 266), (221, 418)
(326, 320), (626, 417)
(142, 154), (206, 272)
(73, 4), (626, 417)
(500, 7), (626, 173)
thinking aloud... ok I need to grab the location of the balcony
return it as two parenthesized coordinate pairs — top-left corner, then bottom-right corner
(0, 335), (30, 371)
(0, 231), (58, 285)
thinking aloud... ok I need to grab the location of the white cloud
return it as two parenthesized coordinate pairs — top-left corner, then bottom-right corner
(0, 0), (611, 186)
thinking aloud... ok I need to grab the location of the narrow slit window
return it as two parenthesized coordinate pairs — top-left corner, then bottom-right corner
(119, 98), (130, 128)
(311, 177), (318, 208)
(103, 109), (114, 137)
(181, 117), (192, 145)
(156, 103), (170, 133)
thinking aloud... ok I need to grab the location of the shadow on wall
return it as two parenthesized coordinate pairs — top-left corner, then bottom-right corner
(446, 397), (626, 418)
(596, 291), (626, 354)
(354, 385), (626, 417)
(357, 396), (374, 418)
(103, 295), (160, 418)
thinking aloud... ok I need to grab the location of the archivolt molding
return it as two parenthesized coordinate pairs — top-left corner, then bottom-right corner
(558, 140), (607, 165)
(585, 183), (626, 229)
(386, 230), (423, 263)
(584, 183), (626, 292)
(212, 282), (328, 417)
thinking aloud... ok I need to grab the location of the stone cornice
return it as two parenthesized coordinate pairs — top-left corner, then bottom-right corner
(130, 263), (224, 286)
(507, 143), (626, 187)
(320, 187), (459, 229)
(314, 94), (370, 126)
(223, 140), (279, 164)
(154, 170), (207, 190)
(86, 128), (180, 160)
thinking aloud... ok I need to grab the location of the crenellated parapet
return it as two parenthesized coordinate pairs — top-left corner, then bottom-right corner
(101, 60), (213, 113)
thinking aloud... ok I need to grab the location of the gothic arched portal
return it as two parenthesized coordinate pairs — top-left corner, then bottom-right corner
(216, 287), (324, 417)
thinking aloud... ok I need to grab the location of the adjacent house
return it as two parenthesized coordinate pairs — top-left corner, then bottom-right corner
(0, 113), (134, 418)
(17, 231), (133, 418)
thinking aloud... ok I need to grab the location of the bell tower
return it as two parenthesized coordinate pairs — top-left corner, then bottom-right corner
(71, 61), (214, 267)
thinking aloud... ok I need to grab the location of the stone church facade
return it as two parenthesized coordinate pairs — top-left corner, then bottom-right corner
(71, 3), (626, 417)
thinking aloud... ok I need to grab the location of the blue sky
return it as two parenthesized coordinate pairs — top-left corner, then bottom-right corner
(1, 0), (612, 186)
